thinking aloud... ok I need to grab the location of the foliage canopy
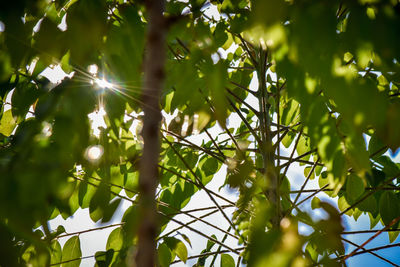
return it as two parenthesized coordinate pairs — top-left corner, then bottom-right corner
(1, 0), (400, 266)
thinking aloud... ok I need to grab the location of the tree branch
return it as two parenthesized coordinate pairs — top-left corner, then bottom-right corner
(136, 0), (167, 266)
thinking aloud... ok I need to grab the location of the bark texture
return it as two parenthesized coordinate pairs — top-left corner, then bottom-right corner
(136, 0), (166, 266)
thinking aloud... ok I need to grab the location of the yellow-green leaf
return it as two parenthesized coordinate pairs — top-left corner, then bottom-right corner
(220, 254), (235, 267)
(0, 109), (16, 136)
(61, 236), (82, 267)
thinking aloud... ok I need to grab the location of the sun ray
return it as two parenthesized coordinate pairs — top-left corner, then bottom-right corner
(94, 78), (115, 89)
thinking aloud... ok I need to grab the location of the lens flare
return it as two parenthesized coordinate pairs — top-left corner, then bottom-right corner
(94, 78), (114, 89)
(88, 64), (98, 75)
(41, 122), (52, 137)
(85, 145), (104, 162)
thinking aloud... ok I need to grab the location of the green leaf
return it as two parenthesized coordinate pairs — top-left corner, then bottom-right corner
(367, 169), (386, 187)
(101, 198), (121, 223)
(385, 100), (400, 151)
(182, 150), (199, 170)
(345, 174), (365, 205)
(213, 22), (228, 48)
(297, 135), (310, 161)
(174, 240), (188, 264)
(121, 206), (139, 243)
(375, 156), (400, 177)
(0, 52), (12, 82)
(11, 82), (40, 122)
(125, 171), (139, 198)
(61, 236), (82, 267)
(89, 184), (110, 222)
(305, 242), (318, 262)
(66, 0), (108, 65)
(34, 17), (66, 63)
(0, 109), (16, 136)
(78, 181), (97, 209)
(369, 213), (381, 229)
(204, 61), (229, 127)
(220, 254), (235, 267)
(379, 192), (400, 226)
(227, 159), (253, 188)
(158, 243), (172, 267)
(178, 232), (192, 248)
(368, 134), (386, 158)
(95, 250), (114, 267)
(164, 237), (188, 263)
(357, 195), (377, 215)
(353, 208), (362, 221)
(331, 151), (346, 181)
(207, 235), (217, 250)
(280, 99), (299, 126)
(338, 196), (352, 216)
(106, 228), (123, 251)
(110, 165), (124, 196)
(252, 0), (288, 27)
(159, 180), (195, 212)
(388, 230), (400, 243)
(280, 176), (290, 194)
(103, 5), (144, 92)
(281, 131), (295, 148)
(304, 166), (315, 180)
(201, 157), (219, 177)
(311, 197), (321, 210)
(50, 241), (62, 266)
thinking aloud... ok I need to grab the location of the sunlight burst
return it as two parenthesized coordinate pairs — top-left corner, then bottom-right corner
(94, 78), (115, 89)
(88, 64), (98, 75)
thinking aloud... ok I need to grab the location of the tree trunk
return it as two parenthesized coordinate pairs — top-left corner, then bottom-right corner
(136, 0), (166, 266)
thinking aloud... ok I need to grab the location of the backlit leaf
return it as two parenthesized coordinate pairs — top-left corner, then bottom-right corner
(164, 237), (188, 263)
(379, 192), (400, 226)
(345, 174), (365, 205)
(220, 254), (235, 267)
(50, 241), (62, 267)
(61, 236), (81, 267)
(0, 110), (16, 136)
(106, 228), (123, 251)
(158, 243), (172, 267)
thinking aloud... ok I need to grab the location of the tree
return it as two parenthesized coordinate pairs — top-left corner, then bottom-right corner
(0, 0), (400, 266)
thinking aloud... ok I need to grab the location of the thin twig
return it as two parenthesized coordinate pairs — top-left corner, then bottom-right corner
(343, 216), (400, 261)
(336, 243), (400, 260)
(170, 247), (245, 264)
(163, 128), (225, 162)
(227, 97), (262, 146)
(278, 149), (317, 169)
(342, 228), (400, 235)
(204, 127), (226, 160)
(226, 87), (259, 115)
(280, 128), (304, 181)
(163, 136), (245, 243)
(71, 175), (238, 241)
(55, 223), (123, 240)
(340, 174), (400, 216)
(50, 250), (121, 266)
(341, 238), (399, 266)
(162, 212), (241, 254)
(158, 208), (220, 240)
(284, 184), (330, 217)
(292, 158), (320, 206)
(158, 165), (236, 206)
